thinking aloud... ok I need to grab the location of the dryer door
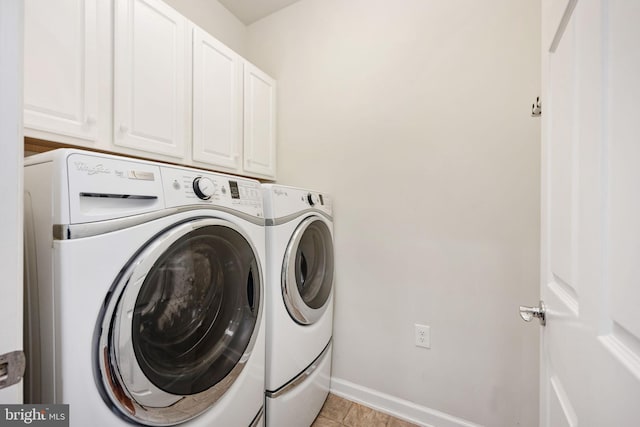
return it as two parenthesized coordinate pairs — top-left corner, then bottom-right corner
(96, 217), (262, 426)
(282, 215), (334, 325)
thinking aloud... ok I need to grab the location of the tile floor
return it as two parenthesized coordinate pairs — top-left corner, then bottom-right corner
(311, 394), (419, 427)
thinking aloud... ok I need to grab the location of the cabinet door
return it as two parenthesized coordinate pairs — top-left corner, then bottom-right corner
(114, 0), (187, 159)
(243, 62), (276, 179)
(24, 0), (98, 142)
(192, 27), (242, 171)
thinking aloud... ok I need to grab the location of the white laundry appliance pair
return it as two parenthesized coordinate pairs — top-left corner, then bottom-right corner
(23, 149), (266, 427)
(262, 185), (335, 427)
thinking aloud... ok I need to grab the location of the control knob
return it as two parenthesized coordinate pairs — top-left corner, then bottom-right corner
(307, 193), (315, 206)
(193, 177), (215, 200)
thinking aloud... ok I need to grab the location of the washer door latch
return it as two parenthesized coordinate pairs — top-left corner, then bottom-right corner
(0, 350), (26, 390)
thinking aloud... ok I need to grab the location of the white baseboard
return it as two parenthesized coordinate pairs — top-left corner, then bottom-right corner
(329, 377), (483, 427)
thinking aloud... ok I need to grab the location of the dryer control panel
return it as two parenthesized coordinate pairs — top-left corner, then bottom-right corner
(262, 184), (332, 220)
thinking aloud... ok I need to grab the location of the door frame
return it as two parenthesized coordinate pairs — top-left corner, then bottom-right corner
(0, 0), (24, 404)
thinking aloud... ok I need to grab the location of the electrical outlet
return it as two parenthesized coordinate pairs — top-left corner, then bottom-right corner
(414, 324), (430, 349)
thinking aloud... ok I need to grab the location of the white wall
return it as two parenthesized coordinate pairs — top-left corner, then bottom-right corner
(163, 0), (247, 55)
(247, 1), (541, 425)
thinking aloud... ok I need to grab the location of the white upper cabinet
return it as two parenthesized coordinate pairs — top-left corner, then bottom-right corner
(113, 0), (188, 159)
(24, 0), (99, 143)
(24, 0), (276, 179)
(192, 26), (242, 171)
(191, 32), (277, 179)
(243, 62), (277, 179)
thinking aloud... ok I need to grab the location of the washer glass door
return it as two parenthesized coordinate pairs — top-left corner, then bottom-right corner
(282, 216), (334, 325)
(97, 217), (262, 426)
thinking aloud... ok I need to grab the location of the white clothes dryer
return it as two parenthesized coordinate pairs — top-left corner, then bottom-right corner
(262, 185), (334, 427)
(24, 149), (266, 427)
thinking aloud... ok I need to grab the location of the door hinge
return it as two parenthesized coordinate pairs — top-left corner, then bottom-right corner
(531, 96), (542, 117)
(0, 350), (26, 390)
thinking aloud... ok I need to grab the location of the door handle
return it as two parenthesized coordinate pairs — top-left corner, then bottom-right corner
(519, 300), (546, 326)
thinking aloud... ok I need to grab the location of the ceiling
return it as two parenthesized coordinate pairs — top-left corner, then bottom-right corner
(218, 0), (302, 25)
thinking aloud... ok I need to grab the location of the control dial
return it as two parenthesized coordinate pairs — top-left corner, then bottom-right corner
(307, 193), (315, 206)
(193, 177), (215, 200)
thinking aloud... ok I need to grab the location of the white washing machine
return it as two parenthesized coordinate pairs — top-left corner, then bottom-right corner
(23, 149), (266, 427)
(262, 185), (334, 427)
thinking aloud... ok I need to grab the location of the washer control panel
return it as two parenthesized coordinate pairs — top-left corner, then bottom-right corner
(162, 167), (263, 218)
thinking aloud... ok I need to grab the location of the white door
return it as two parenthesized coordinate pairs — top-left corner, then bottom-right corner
(113, 0), (187, 159)
(0, 0), (24, 405)
(23, 0), (98, 144)
(192, 26), (242, 172)
(537, 0), (640, 425)
(243, 61), (276, 179)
